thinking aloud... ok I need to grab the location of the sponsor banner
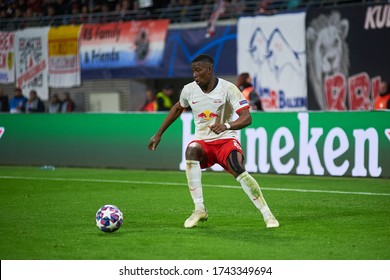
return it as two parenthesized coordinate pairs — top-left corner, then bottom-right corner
(180, 111), (390, 178)
(80, 25), (238, 79)
(79, 20), (169, 69)
(14, 27), (50, 100)
(306, 4), (390, 110)
(0, 32), (15, 84)
(48, 25), (81, 87)
(0, 111), (388, 178)
(237, 12), (307, 111)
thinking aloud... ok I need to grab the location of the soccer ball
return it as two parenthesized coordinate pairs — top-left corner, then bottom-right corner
(96, 204), (123, 233)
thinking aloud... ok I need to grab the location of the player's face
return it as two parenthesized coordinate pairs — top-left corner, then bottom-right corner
(191, 61), (213, 89)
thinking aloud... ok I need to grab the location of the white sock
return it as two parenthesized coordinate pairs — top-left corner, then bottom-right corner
(185, 160), (205, 212)
(236, 171), (273, 220)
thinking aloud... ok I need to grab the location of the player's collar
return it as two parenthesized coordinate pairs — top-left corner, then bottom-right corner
(210, 77), (219, 92)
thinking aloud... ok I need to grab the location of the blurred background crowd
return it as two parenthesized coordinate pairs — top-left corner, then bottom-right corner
(1, 0), (387, 29)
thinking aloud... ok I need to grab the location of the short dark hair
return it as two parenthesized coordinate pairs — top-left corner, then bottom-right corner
(192, 54), (214, 65)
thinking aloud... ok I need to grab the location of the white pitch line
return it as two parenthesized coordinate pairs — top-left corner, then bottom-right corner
(0, 175), (389, 197)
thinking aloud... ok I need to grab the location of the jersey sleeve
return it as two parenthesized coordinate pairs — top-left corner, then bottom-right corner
(228, 83), (250, 113)
(179, 85), (190, 108)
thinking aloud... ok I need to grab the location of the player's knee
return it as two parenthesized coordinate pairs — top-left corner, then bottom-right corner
(185, 143), (204, 161)
(232, 164), (246, 175)
(227, 151), (246, 175)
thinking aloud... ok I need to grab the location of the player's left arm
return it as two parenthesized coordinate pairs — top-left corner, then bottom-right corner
(209, 107), (251, 134)
(227, 107), (252, 130)
(209, 83), (252, 134)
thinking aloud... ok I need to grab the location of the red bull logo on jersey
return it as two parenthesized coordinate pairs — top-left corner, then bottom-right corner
(197, 110), (219, 121)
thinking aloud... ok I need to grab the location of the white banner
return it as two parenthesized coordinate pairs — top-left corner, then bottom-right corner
(2, 260), (390, 280)
(237, 12), (307, 111)
(0, 32), (15, 84)
(15, 27), (50, 100)
(48, 25), (81, 88)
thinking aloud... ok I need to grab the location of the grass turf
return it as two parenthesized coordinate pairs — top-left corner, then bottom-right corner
(0, 166), (389, 260)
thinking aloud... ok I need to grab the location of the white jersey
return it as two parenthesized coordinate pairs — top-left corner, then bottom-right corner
(179, 78), (250, 141)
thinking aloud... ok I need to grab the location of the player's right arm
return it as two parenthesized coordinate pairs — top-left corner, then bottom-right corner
(148, 101), (185, 151)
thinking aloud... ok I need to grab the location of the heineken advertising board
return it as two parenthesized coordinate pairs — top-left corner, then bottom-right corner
(0, 111), (388, 177)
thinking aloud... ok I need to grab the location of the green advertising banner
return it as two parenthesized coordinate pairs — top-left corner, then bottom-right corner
(0, 113), (182, 170)
(0, 111), (389, 177)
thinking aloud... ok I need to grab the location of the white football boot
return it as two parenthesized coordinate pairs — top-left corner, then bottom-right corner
(265, 216), (280, 228)
(184, 209), (208, 228)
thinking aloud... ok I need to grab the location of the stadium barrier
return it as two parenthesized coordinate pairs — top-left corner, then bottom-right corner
(0, 111), (388, 178)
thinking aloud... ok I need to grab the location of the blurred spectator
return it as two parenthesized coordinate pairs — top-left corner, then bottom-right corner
(0, 8), (6, 19)
(225, 0), (246, 18)
(90, 0), (104, 13)
(26, 89), (45, 113)
(179, 0), (193, 23)
(133, 0), (149, 19)
(20, 7), (40, 28)
(121, 0), (131, 12)
(79, 5), (90, 23)
(205, 0), (225, 38)
(160, 0), (180, 22)
(116, 0), (131, 20)
(68, 0), (82, 13)
(114, 0), (122, 16)
(9, 88), (27, 113)
(0, 89), (9, 112)
(199, 0), (213, 21)
(42, 0), (51, 16)
(27, 0), (43, 16)
(17, 0), (27, 13)
(100, 2), (110, 22)
(60, 92), (76, 112)
(48, 93), (62, 113)
(155, 84), (174, 111)
(139, 88), (156, 112)
(107, 0), (119, 11)
(236, 72), (263, 111)
(54, 0), (68, 15)
(287, 0), (301, 9)
(45, 4), (58, 26)
(374, 80), (390, 110)
(14, 7), (23, 18)
(255, 0), (277, 15)
(69, 4), (81, 24)
(5, 1), (18, 18)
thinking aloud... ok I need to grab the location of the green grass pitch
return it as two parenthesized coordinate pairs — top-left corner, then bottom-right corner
(0, 166), (389, 260)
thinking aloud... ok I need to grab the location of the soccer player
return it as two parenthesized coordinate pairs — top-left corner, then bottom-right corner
(148, 54), (279, 229)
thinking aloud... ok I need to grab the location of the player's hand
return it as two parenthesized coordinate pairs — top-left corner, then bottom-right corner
(148, 134), (161, 151)
(208, 123), (227, 135)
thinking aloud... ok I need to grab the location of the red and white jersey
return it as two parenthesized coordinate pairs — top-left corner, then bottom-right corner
(180, 78), (250, 141)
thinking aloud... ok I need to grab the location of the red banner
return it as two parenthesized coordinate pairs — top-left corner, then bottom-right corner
(79, 20), (169, 69)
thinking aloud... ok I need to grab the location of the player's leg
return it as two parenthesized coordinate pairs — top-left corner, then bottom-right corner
(227, 150), (279, 228)
(184, 142), (208, 228)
